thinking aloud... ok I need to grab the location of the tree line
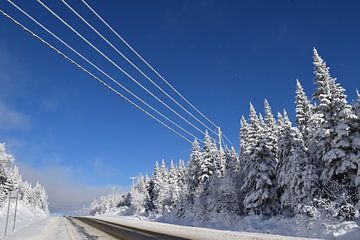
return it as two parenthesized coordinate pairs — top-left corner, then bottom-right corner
(0, 143), (48, 213)
(91, 49), (360, 223)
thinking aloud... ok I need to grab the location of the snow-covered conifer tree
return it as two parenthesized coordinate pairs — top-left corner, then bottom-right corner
(241, 104), (277, 215)
(276, 119), (318, 214)
(187, 139), (201, 201)
(310, 49), (359, 206)
(295, 79), (313, 141)
(224, 147), (238, 174)
(199, 131), (216, 184)
(264, 99), (278, 156)
(354, 90), (360, 117)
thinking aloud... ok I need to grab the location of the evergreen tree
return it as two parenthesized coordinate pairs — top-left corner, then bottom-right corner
(240, 116), (250, 154)
(199, 130), (216, 184)
(187, 139), (202, 201)
(264, 99), (278, 156)
(276, 121), (318, 214)
(295, 79), (313, 141)
(241, 105), (277, 215)
(224, 147), (238, 174)
(354, 90), (360, 117)
(310, 49), (358, 205)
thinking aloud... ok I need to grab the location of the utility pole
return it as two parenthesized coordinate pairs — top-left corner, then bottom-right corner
(218, 127), (224, 174)
(129, 177), (137, 191)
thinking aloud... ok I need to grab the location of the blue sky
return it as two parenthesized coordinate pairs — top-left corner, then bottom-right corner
(0, 0), (359, 212)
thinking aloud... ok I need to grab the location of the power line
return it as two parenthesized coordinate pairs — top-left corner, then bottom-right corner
(60, 0), (219, 138)
(7, 0), (204, 143)
(0, 7), (195, 144)
(81, 0), (234, 147)
(36, 0), (217, 143)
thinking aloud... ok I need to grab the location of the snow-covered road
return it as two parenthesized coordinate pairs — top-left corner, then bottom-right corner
(2, 216), (319, 240)
(2, 217), (116, 240)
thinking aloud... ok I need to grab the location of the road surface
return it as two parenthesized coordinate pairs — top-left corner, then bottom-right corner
(74, 217), (191, 239)
(3, 216), (317, 240)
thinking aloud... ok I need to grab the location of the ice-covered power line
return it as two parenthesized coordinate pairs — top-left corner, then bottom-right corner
(60, 0), (219, 138)
(0, 6), (197, 144)
(35, 0), (217, 143)
(80, 0), (234, 147)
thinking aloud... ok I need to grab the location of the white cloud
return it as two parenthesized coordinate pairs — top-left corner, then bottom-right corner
(0, 99), (30, 131)
(18, 163), (126, 214)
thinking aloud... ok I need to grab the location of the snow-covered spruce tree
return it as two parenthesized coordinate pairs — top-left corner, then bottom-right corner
(0, 143), (49, 213)
(130, 175), (148, 213)
(276, 118), (318, 215)
(310, 49), (359, 212)
(32, 182), (49, 213)
(185, 139), (202, 208)
(198, 130), (216, 184)
(0, 143), (15, 204)
(295, 79), (313, 142)
(224, 147), (239, 174)
(354, 90), (360, 117)
(211, 141), (224, 177)
(208, 146), (242, 221)
(172, 159), (188, 218)
(264, 99), (278, 157)
(153, 160), (172, 214)
(239, 116), (251, 175)
(193, 131), (223, 222)
(241, 104), (277, 215)
(167, 160), (181, 211)
(150, 161), (161, 213)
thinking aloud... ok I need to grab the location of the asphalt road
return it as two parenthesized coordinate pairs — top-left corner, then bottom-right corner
(72, 217), (192, 240)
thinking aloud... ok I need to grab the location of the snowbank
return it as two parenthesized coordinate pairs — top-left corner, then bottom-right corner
(0, 201), (48, 237)
(91, 215), (318, 240)
(159, 215), (360, 240)
(90, 209), (360, 240)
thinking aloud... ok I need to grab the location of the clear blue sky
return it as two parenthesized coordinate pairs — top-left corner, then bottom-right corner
(0, 0), (359, 212)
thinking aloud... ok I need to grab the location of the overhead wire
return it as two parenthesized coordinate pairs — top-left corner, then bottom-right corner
(60, 0), (219, 138)
(35, 0), (218, 143)
(80, 0), (234, 147)
(0, 5), (198, 144)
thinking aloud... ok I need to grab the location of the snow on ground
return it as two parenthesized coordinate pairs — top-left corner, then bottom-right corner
(92, 215), (318, 240)
(93, 207), (360, 240)
(2, 217), (82, 240)
(0, 201), (48, 237)
(160, 215), (360, 240)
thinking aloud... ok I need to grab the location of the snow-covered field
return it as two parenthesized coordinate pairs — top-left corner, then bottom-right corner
(0, 202), (48, 237)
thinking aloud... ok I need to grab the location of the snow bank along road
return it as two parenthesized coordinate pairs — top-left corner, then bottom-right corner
(3, 216), (319, 240)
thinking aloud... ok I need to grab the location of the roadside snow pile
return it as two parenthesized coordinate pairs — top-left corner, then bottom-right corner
(0, 201), (48, 235)
(160, 214), (360, 240)
(93, 216), (317, 240)
(0, 143), (49, 235)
